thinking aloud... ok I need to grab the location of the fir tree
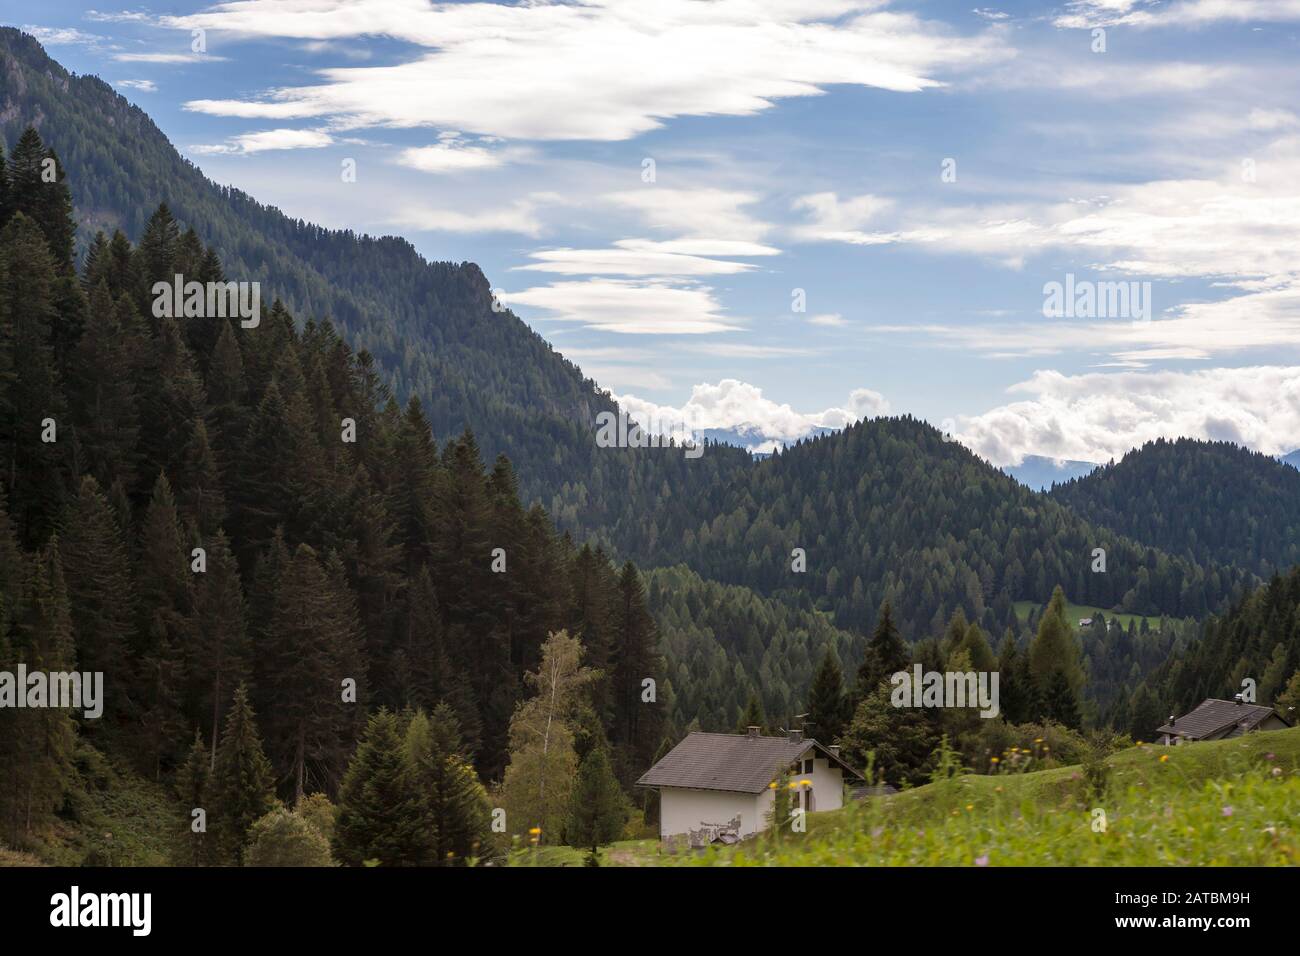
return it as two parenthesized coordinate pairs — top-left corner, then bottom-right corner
(211, 683), (276, 865)
(333, 709), (426, 866)
(566, 746), (626, 856)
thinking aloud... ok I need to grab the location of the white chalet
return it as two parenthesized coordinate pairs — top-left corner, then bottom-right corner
(635, 727), (864, 842)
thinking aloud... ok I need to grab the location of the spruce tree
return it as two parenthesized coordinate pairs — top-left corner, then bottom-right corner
(566, 746), (626, 856)
(171, 730), (216, 866)
(806, 648), (847, 743)
(403, 705), (492, 865)
(58, 476), (135, 727)
(211, 683), (276, 865)
(334, 709), (426, 866)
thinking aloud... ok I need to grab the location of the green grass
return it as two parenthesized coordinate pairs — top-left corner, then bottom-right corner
(507, 838), (662, 867)
(1013, 600), (1163, 631)
(20, 740), (174, 866)
(671, 727), (1300, 866)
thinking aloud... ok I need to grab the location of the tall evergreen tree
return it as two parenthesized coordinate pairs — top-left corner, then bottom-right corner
(806, 648), (847, 744)
(333, 709), (426, 866)
(211, 683), (276, 865)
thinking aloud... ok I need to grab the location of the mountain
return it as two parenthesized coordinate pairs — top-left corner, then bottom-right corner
(0, 26), (754, 538)
(1049, 438), (1300, 577)
(606, 417), (1251, 640)
(0, 27), (1249, 650)
(1280, 449), (1300, 470)
(646, 564), (865, 733)
(1003, 454), (1098, 491)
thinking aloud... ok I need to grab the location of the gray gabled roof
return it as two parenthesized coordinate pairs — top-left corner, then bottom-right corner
(635, 732), (864, 794)
(1155, 698), (1290, 739)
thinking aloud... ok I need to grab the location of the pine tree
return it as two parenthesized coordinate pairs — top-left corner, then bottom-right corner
(211, 683), (276, 865)
(171, 730), (216, 866)
(190, 530), (249, 766)
(333, 709), (426, 866)
(1028, 586), (1085, 721)
(135, 473), (191, 777)
(260, 544), (365, 801)
(403, 705), (492, 865)
(0, 542), (77, 846)
(58, 476), (135, 727)
(854, 601), (909, 703)
(566, 746), (626, 856)
(68, 281), (140, 489)
(0, 212), (67, 546)
(806, 648), (847, 744)
(610, 561), (664, 781)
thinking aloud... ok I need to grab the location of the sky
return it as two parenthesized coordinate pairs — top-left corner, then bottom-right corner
(8, 0), (1300, 466)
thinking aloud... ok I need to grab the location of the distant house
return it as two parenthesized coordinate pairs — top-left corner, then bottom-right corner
(635, 727), (864, 842)
(1155, 697), (1292, 745)
(1078, 617), (1093, 628)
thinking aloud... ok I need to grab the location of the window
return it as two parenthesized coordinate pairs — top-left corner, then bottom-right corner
(802, 758), (814, 775)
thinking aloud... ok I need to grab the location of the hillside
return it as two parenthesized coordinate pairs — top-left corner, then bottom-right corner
(0, 29), (1254, 652)
(646, 565), (866, 733)
(684, 726), (1300, 866)
(1050, 438), (1300, 577)
(620, 418), (1250, 640)
(0, 26), (756, 538)
(1113, 563), (1300, 739)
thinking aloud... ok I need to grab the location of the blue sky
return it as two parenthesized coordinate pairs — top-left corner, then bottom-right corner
(10, 0), (1300, 465)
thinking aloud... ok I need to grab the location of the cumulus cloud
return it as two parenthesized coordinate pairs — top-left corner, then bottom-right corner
(949, 366), (1300, 466)
(615, 379), (890, 449)
(174, 0), (1005, 141)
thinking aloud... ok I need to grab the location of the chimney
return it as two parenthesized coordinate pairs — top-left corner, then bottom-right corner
(828, 745), (841, 757)
(1168, 715), (1175, 726)
(746, 725), (760, 738)
(1234, 694), (1243, 706)
(787, 729), (803, 743)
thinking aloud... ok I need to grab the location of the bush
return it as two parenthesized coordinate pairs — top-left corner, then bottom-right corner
(245, 807), (335, 867)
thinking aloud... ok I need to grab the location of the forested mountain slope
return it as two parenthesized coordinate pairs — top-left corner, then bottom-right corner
(646, 565), (866, 734)
(0, 26), (757, 530)
(1116, 567), (1300, 740)
(1049, 438), (1300, 577)
(0, 135), (665, 856)
(619, 418), (1250, 639)
(0, 29), (1251, 651)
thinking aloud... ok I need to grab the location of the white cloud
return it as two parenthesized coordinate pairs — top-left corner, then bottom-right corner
(615, 379), (890, 449)
(21, 26), (103, 45)
(791, 192), (895, 244)
(515, 242), (761, 278)
(809, 313), (849, 327)
(607, 188), (774, 244)
(115, 79), (158, 92)
(500, 279), (741, 334)
(396, 140), (532, 173)
(385, 198), (549, 236)
(1055, 0), (1300, 28)
(190, 128), (334, 154)
(113, 52), (227, 63)
(175, 0), (1006, 141)
(950, 366), (1300, 466)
